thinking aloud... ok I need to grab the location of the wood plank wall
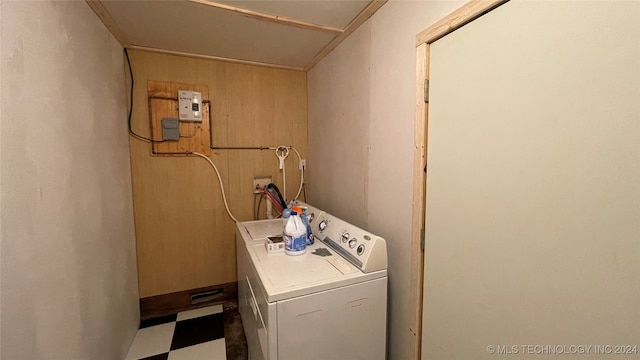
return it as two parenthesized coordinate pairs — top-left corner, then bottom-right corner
(127, 50), (308, 298)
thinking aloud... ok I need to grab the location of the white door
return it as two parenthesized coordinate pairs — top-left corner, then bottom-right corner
(422, 1), (640, 359)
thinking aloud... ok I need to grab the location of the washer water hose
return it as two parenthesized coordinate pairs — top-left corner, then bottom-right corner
(191, 146), (305, 223)
(289, 146), (305, 201)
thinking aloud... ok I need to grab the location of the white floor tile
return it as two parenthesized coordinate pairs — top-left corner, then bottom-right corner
(125, 322), (176, 360)
(177, 304), (223, 321)
(168, 338), (227, 360)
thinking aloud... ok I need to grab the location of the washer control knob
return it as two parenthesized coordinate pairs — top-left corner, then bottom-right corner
(318, 220), (328, 232)
(341, 232), (350, 243)
(357, 244), (365, 256)
(348, 239), (357, 249)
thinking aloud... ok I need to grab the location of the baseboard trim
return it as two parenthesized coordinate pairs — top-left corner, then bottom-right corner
(140, 282), (238, 320)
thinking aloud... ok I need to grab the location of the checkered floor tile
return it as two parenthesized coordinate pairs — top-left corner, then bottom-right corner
(125, 305), (226, 360)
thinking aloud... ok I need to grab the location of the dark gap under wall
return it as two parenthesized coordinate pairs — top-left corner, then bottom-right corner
(140, 282), (237, 320)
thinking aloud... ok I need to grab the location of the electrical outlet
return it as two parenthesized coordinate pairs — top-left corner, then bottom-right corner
(300, 159), (306, 170)
(253, 176), (272, 194)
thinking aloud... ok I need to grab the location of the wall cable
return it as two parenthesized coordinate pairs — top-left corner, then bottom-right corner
(193, 144), (303, 221)
(288, 146), (305, 201)
(124, 48), (165, 143)
(191, 152), (239, 223)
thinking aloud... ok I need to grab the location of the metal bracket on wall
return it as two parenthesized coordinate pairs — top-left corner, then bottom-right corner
(424, 79), (430, 103)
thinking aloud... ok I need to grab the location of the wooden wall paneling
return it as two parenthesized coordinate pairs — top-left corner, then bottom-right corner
(276, 68), (309, 203)
(128, 49), (307, 298)
(214, 63), (308, 219)
(147, 81), (211, 155)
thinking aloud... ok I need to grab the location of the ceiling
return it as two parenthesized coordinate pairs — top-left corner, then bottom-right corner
(89, 0), (388, 71)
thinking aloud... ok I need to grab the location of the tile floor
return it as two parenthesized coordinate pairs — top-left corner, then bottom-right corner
(125, 305), (227, 360)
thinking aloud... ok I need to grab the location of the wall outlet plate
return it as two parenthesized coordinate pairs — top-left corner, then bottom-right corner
(253, 176), (272, 194)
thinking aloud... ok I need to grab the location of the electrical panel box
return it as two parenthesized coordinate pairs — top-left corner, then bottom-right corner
(161, 118), (180, 141)
(178, 90), (203, 122)
(148, 81), (211, 156)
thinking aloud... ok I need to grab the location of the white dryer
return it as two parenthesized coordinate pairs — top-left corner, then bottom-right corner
(236, 205), (388, 360)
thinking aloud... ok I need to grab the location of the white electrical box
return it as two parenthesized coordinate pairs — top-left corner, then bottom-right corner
(178, 90), (203, 122)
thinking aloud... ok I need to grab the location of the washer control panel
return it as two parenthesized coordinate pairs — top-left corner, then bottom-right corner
(313, 212), (387, 273)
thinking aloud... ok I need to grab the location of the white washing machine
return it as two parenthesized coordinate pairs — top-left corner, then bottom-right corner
(236, 203), (388, 360)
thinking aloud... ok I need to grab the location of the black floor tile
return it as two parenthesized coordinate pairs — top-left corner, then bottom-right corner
(140, 353), (169, 360)
(170, 313), (225, 350)
(140, 314), (177, 329)
(223, 302), (248, 360)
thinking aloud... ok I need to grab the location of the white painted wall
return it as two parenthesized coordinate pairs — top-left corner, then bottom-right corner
(307, 1), (464, 359)
(308, 22), (371, 228)
(1, 1), (139, 359)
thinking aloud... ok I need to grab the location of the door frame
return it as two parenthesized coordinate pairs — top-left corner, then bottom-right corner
(408, 1), (508, 358)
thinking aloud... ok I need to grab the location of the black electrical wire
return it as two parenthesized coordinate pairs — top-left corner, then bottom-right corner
(124, 48), (165, 143)
(302, 183), (307, 202)
(267, 183), (287, 209)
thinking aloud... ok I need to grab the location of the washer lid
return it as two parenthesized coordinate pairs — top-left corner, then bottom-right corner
(249, 240), (385, 302)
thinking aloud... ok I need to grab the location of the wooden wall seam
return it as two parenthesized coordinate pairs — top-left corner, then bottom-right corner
(303, 0), (388, 71)
(126, 45), (305, 72)
(188, 0), (344, 34)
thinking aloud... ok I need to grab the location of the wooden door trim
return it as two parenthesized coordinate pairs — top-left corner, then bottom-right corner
(409, 0), (509, 358)
(409, 42), (429, 360)
(415, 0), (508, 47)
